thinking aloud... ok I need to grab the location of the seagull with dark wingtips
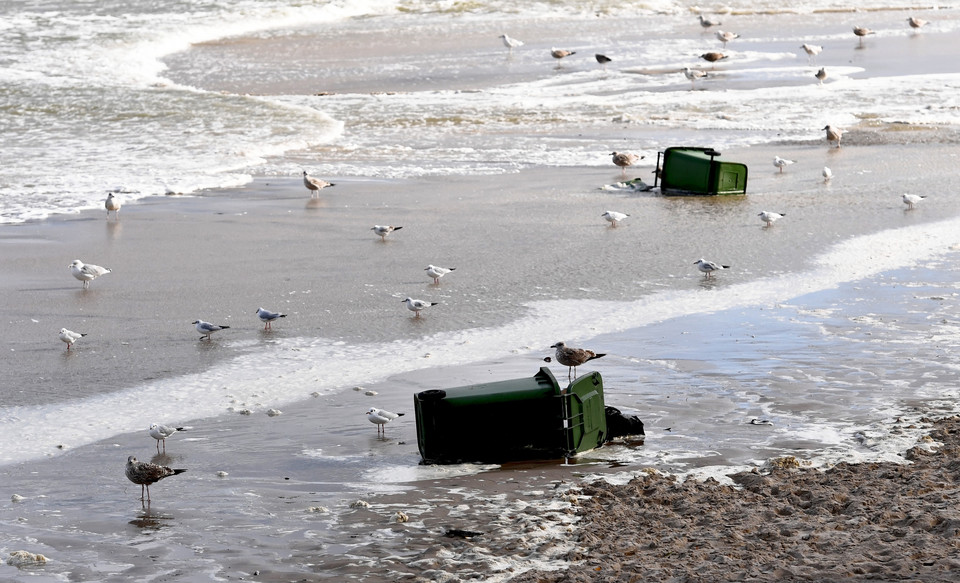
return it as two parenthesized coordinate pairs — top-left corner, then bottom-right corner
(125, 455), (186, 503)
(694, 258), (730, 278)
(550, 341), (606, 380)
(256, 307), (286, 330)
(366, 407), (405, 437)
(371, 225), (402, 241)
(402, 297), (437, 318)
(193, 319), (230, 340)
(302, 170), (335, 197)
(148, 423), (186, 453)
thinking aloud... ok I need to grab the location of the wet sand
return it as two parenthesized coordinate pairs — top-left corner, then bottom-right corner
(513, 416), (960, 583)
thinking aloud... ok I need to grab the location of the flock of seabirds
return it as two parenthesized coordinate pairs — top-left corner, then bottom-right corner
(63, 12), (932, 502)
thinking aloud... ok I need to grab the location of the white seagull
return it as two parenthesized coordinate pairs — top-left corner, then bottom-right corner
(402, 297), (437, 318)
(715, 30), (739, 47)
(302, 170), (335, 197)
(366, 407), (405, 437)
(256, 307), (286, 330)
(907, 17), (928, 29)
(499, 33), (524, 51)
(902, 194), (926, 209)
(371, 225), (402, 241)
(59, 328), (87, 351)
(694, 258), (730, 278)
(425, 264), (455, 284)
(682, 67), (708, 89)
(822, 166), (833, 182)
(193, 319), (230, 340)
(758, 211), (785, 227)
(774, 156), (796, 173)
(601, 210), (629, 227)
(823, 125), (843, 148)
(70, 259), (112, 289)
(148, 423), (186, 453)
(104, 193), (121, 219)
(800, 44), (823, 63)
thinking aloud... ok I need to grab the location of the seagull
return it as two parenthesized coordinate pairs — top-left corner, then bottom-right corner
(125, 455), (186, 503)
(371, 225), (402, 241)
(69, 259), (111, 289)
(611, 151), (642, 176)
(601, 210), (629, 227)
(366, 407), (404, 437)
(256, 307), (286, 330)
(823, 125), (843, 148)
(698, 14), (721, 28)
(682, 67), (708, 89)
(700, 52), (728, 66)
(551, 48), (576, 66)
(148, 423), (186, 453)
(822, 166), (833, 182)
(853, 26), (875, 46)
(907, 17), (928, 29)
(815, 67), (827, 85)
(595, 53), (612, 69)
(750, 418), (773, 425)
(425, 264), (455, 284)
(550, 341), (606, 380)
(59, 328), (87, 351)
(104, 193), (121, 219)
(800, 43), (823, 63)
(902, 194), (926, 209)
(773, 156), (796, 173)
(715, 30), (739, 47)
(758, 211), (785, 227)
(499, 33), (524, 51)
(694, 258), (729, 278)
(192, 319), (230, 340)
(302, 171), (335, 197)
(402, 297), (437, 318)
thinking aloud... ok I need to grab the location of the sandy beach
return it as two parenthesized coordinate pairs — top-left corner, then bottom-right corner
(3, 4), (960, 582)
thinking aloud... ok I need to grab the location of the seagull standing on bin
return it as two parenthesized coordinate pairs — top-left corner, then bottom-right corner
(366, 407), (404, 437)
(550, 341), (606, 380)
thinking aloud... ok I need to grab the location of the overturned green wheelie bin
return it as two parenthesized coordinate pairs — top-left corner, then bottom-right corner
(414, 367), (607, 464)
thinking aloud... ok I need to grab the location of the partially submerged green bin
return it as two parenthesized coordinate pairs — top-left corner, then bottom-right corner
(414, 367), (607, 464)
(656, 146), (748, 195)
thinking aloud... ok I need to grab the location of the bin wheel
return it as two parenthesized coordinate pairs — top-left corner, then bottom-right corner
(418, 389), (447, 401)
